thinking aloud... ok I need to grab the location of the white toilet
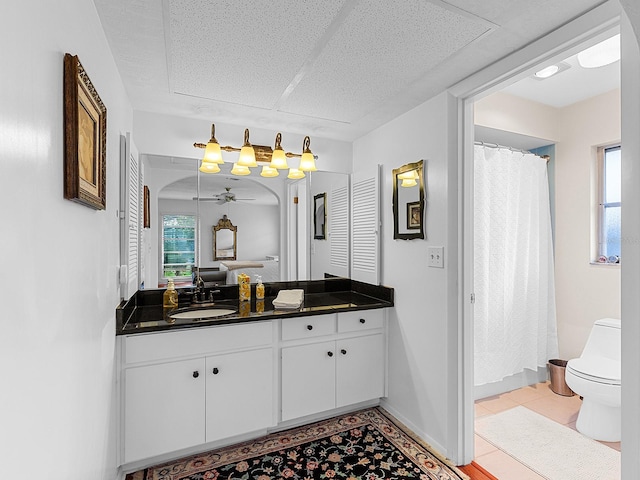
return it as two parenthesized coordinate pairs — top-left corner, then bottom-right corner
(565, 318), (621, 442)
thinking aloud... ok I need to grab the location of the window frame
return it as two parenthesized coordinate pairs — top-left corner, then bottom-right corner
(160, 213), (197, 282)
(596, 144), (621, 263)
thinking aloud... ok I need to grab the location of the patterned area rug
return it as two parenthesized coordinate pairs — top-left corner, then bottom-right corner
(126, 407), (468, 480)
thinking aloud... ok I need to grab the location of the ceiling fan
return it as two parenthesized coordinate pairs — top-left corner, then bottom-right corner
(195, 187), (255, 204)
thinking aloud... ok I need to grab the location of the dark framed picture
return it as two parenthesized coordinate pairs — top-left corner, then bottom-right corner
(314, 192), (326, 240)
(143, 185), (150, 228)
(407, 201), (421, 229)
(63, 53), (107, 210)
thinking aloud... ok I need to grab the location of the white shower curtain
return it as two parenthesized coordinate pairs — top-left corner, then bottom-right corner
(474, 144), (559, 387)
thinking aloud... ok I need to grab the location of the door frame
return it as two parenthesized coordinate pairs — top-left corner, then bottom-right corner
(449, 1), (624, 466)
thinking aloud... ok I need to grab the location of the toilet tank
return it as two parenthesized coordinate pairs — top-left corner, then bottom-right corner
(581, 318), (621, 362)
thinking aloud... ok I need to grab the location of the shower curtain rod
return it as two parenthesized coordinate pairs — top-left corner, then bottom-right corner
(474, 141), (550, 162)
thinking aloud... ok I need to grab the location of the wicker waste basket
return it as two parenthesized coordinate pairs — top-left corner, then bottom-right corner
(548, 359), (575, 396)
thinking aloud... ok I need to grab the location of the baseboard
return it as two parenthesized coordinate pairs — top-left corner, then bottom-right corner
(379, 399), (449, 460)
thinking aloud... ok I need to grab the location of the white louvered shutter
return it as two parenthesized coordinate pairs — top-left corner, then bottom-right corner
(120, 133), (140, 300)
(351, 165), (381, 284)
(329, 184), (349, 277)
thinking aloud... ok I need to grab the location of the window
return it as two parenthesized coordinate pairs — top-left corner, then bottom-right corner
(597, 145), (621, 262)
(162, 214), (196, 279)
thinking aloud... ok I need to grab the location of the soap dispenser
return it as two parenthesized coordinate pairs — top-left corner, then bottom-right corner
(163, 278), (179, 309)
(255, 275), (265, 300)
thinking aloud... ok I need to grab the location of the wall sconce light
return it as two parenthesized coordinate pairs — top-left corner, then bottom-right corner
(194, 123), (318, 178)
(398, 169), (419, 187)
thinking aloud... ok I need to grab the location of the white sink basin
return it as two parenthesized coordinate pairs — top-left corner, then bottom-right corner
(169, 308), (236, 320)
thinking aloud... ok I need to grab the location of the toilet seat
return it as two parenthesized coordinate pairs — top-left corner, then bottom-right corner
(567, 357), (620, 385)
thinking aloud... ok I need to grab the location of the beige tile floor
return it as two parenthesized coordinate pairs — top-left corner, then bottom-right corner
(474, 381), (621, 479)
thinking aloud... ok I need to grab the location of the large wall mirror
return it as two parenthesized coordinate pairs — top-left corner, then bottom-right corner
(213, 215), (237, 260)
(392, 159), (425, 240)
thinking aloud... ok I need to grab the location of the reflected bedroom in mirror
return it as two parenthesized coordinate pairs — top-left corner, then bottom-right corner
(392, 159), (425, 240)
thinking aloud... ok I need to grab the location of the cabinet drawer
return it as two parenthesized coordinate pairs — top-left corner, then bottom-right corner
(124, 321), (273, 364)
(338, 309), (384, 333)
(281, 314), (336, 341)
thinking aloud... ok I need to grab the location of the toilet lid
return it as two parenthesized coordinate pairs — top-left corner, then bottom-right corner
(567, 357), (621, 385)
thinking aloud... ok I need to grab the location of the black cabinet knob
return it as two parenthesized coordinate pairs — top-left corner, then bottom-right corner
(359, 318), (366, 324)
(212, 367), (219, 375)
(192, 371), (199, 378)
(341, 349), (347, 355)
(307, 325), (313, 330)
(327, 351), (334, 357)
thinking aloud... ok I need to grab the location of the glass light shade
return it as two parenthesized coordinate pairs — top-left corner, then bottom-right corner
(287, 168), (305, 180)
(199, 161), (221, 174)
(577, 34), (620, 68)
(401, 178), (417, 187)
(237, 145), (257, 167)
(260, 165), (279, 178)
(230, 163), (251, 176)
(398, 169), (419, 180)
(298, 152), (317, 172)
(270, 148), (289, 169)
(203, 141), (223, 164)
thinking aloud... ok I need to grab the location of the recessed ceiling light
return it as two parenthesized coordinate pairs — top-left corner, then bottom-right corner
(577, 34), (620, 68)
(534, 65), (560, 79)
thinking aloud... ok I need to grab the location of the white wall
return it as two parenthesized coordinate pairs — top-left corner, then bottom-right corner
(353, 92), (459, 455)
(0, 2), (132, 479)
(475, 89), (621, 360)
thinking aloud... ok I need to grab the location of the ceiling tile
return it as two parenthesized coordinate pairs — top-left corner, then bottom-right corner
(278, 0), (491, 123)
(168, 0), (347, 109)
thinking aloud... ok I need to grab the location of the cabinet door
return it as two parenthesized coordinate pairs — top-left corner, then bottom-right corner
(281, 341), (336, 421)
(205, 348), (274, 442)
(336, 334), (385, 408)
(124, 358), (205, 463)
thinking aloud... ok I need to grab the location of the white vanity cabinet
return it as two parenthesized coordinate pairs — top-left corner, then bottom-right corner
(121, 321), (274, 464)
(281, 309), (386, 422)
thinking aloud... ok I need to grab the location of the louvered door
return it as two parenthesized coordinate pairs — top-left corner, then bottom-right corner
(120, 133), (140, 300)
(329, 184), (349, 277)
(351, 166), (381, 284)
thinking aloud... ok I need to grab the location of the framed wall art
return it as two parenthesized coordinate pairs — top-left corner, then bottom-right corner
(314, 192), (326, 240)
(63, 53), (107, 210)
(407, 201), (421, 229)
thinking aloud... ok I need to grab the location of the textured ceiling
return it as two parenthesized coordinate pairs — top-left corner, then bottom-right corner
(94, 0), (608, 141)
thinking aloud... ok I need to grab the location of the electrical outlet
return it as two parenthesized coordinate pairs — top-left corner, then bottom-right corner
(428, 247), (444, 268)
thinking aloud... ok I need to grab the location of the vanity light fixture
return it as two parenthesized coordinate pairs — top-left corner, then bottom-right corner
(578, 34), (620, 68)
(194, 123), (318, 178)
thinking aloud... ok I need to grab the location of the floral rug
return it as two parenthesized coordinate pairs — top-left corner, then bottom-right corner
(126, 407), (468, 480)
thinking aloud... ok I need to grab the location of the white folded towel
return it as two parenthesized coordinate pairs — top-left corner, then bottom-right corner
(272, 289), (304, 309)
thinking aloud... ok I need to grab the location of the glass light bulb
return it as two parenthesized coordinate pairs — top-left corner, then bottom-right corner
(270, 148), (289, 169)
(199, 161), (220, 173)
(230, 163), (251, 176)
(287, 168), (305, 180)
(260, 165), (279, 178)
(298, 152), (317, 172)
(203, 141), (223, 164)
(237, 145), (257, 167)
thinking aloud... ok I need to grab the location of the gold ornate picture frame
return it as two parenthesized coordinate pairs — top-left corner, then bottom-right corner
(63, 53), (107, 210)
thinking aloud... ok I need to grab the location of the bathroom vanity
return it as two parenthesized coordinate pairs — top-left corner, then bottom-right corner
(116, 278), (393, 468)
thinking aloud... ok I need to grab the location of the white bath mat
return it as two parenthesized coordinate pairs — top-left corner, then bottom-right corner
(476, 406), (620, 480)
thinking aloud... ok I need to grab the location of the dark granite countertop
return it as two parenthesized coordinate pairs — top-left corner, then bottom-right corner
(116, 278), (394, 335)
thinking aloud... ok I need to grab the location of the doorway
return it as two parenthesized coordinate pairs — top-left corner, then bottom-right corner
(452, 3), (640, 475)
